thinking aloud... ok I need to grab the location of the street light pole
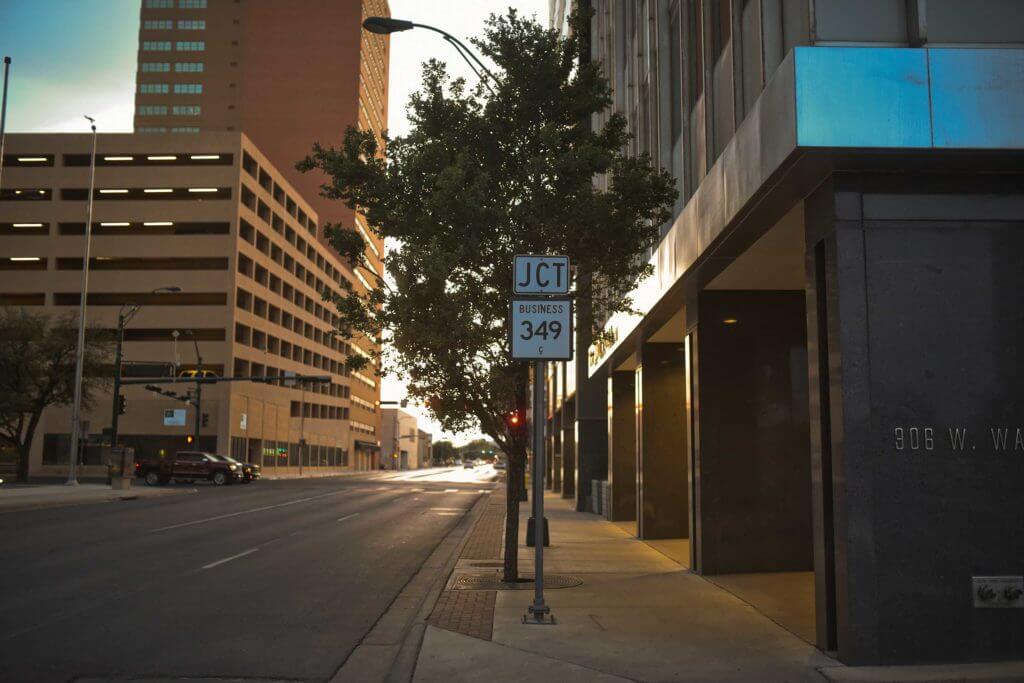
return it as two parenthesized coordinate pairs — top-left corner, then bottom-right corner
(66, 117), (98, 486)
(0, 57), (12, 193)
(108, 287), (181, 486)
(362, 17), (497, 95)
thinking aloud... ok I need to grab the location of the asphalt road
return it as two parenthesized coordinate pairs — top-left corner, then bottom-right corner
(0, 468), (496, 682)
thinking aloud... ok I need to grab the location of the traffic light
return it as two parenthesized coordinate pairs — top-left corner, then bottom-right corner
(186, 434), (195, 445)
(201, 412), (209, 428)
(117, 394), (127, 415)
(506, 410), (525, 434)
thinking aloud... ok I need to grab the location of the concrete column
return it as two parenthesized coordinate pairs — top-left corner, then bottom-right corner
(560, 400), (575, 499)
(607, 370), (637, 522)
(636, 343), (689, 540)
(572, 281), (609, 512)
(551, 410), (562, 493)
(692, 290), (811, 576)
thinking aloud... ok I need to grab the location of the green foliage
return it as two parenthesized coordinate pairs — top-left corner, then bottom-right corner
(299, 8), (676, 458)
(0, 308), (114, 481)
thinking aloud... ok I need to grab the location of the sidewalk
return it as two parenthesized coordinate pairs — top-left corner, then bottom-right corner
(413, 491), (1024, 683)
(0, 482), (191, 512)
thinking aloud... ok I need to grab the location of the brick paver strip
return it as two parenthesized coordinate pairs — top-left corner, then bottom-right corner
(428, 486), (509, 640)
(459, 488), (506, 561)
(428, 589), (496, 641)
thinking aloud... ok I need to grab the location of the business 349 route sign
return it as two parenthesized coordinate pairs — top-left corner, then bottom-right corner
(509, 298), (573, 360)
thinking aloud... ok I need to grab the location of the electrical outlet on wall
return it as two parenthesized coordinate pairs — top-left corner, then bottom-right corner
(972, 576), (1024, 608)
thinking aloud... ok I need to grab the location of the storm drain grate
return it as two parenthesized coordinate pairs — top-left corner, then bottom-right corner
(467, 561), (504, 568)
(451, 572), (583, 591)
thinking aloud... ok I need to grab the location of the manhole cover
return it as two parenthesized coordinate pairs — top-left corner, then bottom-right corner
(451, 572), (583, 591)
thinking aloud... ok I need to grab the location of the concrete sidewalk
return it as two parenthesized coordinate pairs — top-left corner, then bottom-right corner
(0, 482), (192, 511)
(413, 492), (1024, 683)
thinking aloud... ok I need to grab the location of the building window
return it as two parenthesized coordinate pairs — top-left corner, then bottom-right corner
(179, 0), (208, 7)
(175, 62), (204, 73)
(171, 126), (200, 133)
(143, 41), (172, 51)
(141, 62), (170, 73)
(172, 105), (200, 116)
(137, 126), (168, 133)
(143, 19), (173, 29)
(139, 83), (169, 94)
(144, 0), (174, 7)
(137, 105), (168, 116)
(176, 41), (205, 52)
(177, 19), (206, 29)
(173, 83), (203, 94)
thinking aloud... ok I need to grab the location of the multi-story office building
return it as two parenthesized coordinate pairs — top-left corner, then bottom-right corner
(548, 0), (1024, 667)
(133, 0), (389, 446)
(380, 408), (429, 470)
(0, 132), (381, 476)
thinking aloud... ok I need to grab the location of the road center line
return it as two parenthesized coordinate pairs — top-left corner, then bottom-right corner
(149, 489), (350, 533)
(202, 547), (259, 570)
(337, 512), (361, 522)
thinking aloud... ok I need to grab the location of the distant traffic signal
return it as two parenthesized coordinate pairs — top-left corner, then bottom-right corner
(186, 434), (195, 445)
(506, 411), (525, 434)
(117, 394), (127, 415)
(201, 413), (209, 428)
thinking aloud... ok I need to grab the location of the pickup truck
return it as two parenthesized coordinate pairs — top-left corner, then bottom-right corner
(136, 450), (243, 486)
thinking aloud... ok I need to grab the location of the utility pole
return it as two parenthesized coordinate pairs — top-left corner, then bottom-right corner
(67, 117), (98, 486)
(188, 330), (203, 443)
(0, 57), (11, 193)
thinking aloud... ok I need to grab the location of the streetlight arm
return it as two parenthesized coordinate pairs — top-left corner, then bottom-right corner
(412, 23), (497, 86)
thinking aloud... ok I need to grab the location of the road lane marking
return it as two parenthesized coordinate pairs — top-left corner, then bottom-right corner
(430, 507), (462, 511)
(202, 547), (259, 570)
(337, 512), (360, 522)
(435, 512), (460, 516)
(444, 489), (458, 493)
(149, 489), (351, 533)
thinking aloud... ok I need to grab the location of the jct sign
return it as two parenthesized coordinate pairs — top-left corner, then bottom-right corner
(509, 298), (573, 360)
(513, 255), (570, 295)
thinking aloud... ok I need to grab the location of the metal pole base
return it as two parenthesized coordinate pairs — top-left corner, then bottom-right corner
(525, 516), (550, 547)
(523, 604), (556, 625)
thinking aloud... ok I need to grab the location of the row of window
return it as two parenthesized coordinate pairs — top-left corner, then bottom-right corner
(236, 286), (348, 360)
(144, 0), (206, 8)
(140, 62), (203, 72)
(0, 292), (226, 306)
(142, 41), (205, 52)
(237, 254), (339, 329)
(1, 187), (230, 202)
(143, 19), (205, 29)
(1, 256), (228, 271)
(136, 105), (201, 116)
(138, 126), (200, 133)
(0, 222), (228, 236)
(235, 322), (348, 385)
(139, 83), (203, 94)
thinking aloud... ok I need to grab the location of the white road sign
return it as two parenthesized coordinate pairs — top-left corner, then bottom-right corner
(510, 298), (573, 360)
(163, 409), (186, 426)
(513, 255), (570, 295)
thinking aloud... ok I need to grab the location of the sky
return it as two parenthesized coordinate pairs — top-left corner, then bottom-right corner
(0, 0), (549, 445)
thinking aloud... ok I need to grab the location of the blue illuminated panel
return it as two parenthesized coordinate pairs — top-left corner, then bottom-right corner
(929, 49), (1024, 149)
(795, 47), (932, 149)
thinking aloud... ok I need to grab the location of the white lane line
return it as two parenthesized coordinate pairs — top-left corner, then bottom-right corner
(202, 547), (259, 570)
(435, 512), (460, 516)
(150, 489), (349, 533)
(337, 512), (361, 522)
(444, 488), (458, 493)
(430, 507), (463, 511)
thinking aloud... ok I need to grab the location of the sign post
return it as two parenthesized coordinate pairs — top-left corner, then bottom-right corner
(511, 255), (571, 626)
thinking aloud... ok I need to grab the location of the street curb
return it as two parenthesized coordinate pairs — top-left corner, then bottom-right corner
(330, 485), (496, 683)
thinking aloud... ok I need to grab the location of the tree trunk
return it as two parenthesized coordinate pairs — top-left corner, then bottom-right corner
(15, 413), (41, 483)
(502, 442), (526, 583)
(16, 443), (30, 483)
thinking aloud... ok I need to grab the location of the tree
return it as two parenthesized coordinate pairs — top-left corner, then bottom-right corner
(432, 439), (457, 465)
(298, 9), (675, 582)
(458, 438), (499, 460)
(0, 309), (113, 482)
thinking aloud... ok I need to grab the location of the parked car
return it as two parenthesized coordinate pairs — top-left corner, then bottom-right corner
(136, 450), (242, 486)
(210, 454), (261, 483)
(493, 460), (507, 471)
(463, 460), (475, 469)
